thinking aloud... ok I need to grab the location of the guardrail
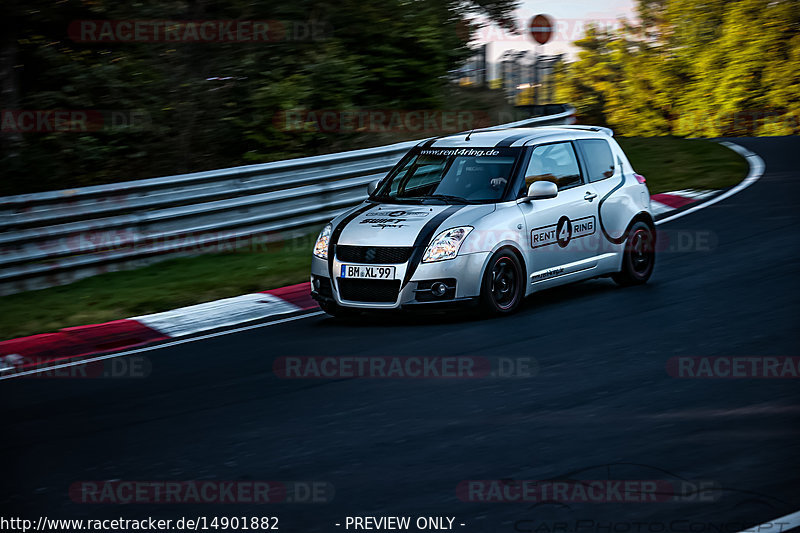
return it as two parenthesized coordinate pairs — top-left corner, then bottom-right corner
(0, 106), (576, 295)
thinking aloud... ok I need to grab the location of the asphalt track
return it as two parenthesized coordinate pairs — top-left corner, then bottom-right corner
(1, 137), (799, 532)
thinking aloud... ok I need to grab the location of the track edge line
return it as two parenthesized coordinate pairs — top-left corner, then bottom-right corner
(655, 140), (765, 226)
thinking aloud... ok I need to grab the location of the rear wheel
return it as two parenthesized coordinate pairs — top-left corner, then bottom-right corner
(479, 249), (525, 316)
(613, 221), (655, 286)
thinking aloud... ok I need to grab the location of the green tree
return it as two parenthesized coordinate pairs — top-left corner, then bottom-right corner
(0, 0), (519, 194)
(557, 0), (800, 137)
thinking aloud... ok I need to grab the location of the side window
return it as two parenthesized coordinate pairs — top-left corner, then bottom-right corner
(577, 139), (615, 182)
(523, 142), (582, 191)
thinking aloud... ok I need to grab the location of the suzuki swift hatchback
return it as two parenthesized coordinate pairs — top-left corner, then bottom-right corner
(310, 125), (655, 316)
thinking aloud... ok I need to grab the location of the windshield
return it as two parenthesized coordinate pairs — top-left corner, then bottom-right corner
(372, 147), (522, 204)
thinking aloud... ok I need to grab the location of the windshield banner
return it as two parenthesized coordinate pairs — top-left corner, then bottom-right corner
(415, 147), (520, 157)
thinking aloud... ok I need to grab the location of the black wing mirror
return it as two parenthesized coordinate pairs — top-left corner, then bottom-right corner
(367, 179), (380, 196)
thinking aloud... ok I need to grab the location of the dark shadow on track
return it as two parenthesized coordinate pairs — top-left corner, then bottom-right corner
(314, 277), (634, 328)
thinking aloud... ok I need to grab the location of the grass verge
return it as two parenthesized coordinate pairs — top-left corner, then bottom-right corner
(1, 137), (748, 340)
(617, 136), (748, 194)
(0, 233), (319, 340)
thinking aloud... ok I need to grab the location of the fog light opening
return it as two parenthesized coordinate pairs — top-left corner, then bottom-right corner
(431, 282), (448, 298)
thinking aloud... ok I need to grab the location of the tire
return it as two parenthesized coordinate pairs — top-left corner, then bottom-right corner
(612, 221), (656, 286)
(318, 300), (357, 318)
(479, 249), (525, 316)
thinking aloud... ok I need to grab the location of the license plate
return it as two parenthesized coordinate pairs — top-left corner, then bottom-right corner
(340, 264), (396, 279)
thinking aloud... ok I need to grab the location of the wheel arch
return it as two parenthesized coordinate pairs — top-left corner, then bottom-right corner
(612, 211), (657, 285)
(629, 211), (656, 242)
(478, 244), (528, 314)
(609, 211), (656, 272)
(486, 243), (527, 279)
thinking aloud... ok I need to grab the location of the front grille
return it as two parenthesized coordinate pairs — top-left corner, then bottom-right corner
(336, 245), (413, 264)
(337, 278), (401, 303)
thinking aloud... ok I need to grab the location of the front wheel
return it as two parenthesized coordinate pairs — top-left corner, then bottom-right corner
(612, 221), (655, 286)
(479, 249), (525, 316)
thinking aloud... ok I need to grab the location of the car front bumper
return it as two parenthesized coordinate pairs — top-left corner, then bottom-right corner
(310, 251), (490, 310)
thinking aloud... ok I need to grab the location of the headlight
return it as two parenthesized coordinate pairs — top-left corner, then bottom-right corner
(313, 223), (333, 259)
(422, 226), (473, 263)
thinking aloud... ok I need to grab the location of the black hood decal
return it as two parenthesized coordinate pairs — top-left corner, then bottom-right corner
(328, 203), (376, 279)
(401, 205), (465, 288)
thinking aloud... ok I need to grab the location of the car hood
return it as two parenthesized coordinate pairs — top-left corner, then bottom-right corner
(336, 203), (494, 247)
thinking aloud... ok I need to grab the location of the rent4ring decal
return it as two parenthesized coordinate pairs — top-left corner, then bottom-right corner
(531, 215), (596, 249)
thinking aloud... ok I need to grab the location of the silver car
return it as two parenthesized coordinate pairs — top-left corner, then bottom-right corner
(310, 125), (655, 316)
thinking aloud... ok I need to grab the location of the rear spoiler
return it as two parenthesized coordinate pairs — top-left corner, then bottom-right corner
(555, 125), (614, 137)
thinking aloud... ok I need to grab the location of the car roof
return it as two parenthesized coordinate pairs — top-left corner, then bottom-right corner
(416, 125), (614, 149)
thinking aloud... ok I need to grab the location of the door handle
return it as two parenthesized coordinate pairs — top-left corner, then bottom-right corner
(584, 191), (598, 202)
